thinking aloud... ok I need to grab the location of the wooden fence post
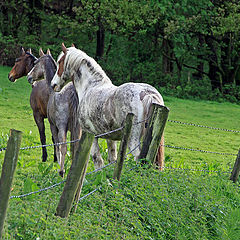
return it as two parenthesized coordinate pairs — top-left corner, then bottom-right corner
(230, 149), (240, 183)
(72, 160), (88, 213)
(113, 113), (134, 181)
(55, 131), (94, 218)
(138, 104), (169, 166)
(0, 129), (22, 239)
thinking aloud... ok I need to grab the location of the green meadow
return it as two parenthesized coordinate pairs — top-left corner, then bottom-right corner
(0, 65), (240, 239)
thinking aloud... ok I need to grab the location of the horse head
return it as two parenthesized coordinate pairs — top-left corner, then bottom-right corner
(51, 43), (74, 92)
(27, 48), (56, 85)
(8, 47), (37, 82)
(51, 43), (107, 92)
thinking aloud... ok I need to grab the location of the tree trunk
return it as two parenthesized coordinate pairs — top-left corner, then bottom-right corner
(27, 0), (42, 41)
(192, 34), (204, 80)
(96, 17), (105, 60)
(208, 61), (222, 91)
(162, 39), (173, 75)
(205, 36), (222, 90)
(221, 33), (233, 85)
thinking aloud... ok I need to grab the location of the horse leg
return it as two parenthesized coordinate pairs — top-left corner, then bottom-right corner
(90, 138), (104, 169)
(33, 113), (47, 162)
(129, 124), (165, 170)
(52, 136), (58, 162)
(49, 123), (61, 173)
(70, 123), (82, 160)
(58, 127), (67, 177)
(107, 140), (117, 163)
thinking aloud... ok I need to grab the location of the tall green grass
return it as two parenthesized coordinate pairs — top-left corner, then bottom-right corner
(1, 66), (240, 239)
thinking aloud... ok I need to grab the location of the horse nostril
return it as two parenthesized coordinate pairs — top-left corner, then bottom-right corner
(52, 83), (59, 91)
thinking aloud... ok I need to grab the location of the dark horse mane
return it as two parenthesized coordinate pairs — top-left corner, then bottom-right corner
(44, 54), (79, 129)
(41, 55), (57, 87)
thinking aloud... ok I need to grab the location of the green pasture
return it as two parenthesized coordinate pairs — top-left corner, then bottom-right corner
(0, 65), (240, 239)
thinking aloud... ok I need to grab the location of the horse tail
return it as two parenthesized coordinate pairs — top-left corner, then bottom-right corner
(142, 93), (165, 170)
(69, 85), (81, 158)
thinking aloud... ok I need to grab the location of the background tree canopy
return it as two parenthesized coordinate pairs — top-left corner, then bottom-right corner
(1, 0), (240, 102)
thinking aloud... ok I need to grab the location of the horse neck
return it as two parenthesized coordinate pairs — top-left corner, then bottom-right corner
(76, 63), (113, 93)
(44, 58), (57, 92)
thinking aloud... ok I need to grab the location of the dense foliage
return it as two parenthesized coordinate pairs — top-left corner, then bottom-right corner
(1, 0), (240, 101)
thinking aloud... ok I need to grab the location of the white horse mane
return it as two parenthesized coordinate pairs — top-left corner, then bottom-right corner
(62, 47), (111, 84)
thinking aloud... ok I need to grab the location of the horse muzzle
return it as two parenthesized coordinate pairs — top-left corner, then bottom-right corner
(51, 83), (61, 92)
(8, 73), (15, 82)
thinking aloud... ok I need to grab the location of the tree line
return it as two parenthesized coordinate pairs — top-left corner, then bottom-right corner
(1, 0), (240, 102)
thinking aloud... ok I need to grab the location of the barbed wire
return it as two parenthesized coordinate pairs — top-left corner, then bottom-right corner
(95, 126), (124, 138)
(9, 140), (141, 200)
(163, 144), (237, 156)
(73, 162), (233, 208)
(168, 119), (240, 133)
(9, 161), (116, 199)
(7, 142), (238, 199)
(1, 116), (150, 152)
(6, 116), (238, 200)
(18, 126), (125, 151)
(2, 117), (239, 153)
(10, 180), (65, 199)
(164, 166), (232, 174)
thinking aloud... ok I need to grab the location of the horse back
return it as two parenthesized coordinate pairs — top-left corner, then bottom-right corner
(78, 82), (163, 139)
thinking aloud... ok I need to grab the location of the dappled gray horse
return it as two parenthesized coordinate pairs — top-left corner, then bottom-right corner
(51, 44), (165, 168)
(27, 49), (117, 176)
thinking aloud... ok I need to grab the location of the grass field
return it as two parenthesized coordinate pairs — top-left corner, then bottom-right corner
(1, 65), (240, 239)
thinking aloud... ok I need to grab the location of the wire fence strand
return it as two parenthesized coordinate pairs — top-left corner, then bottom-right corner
(164, 166), (232, 174)
(1, 118), (239, 153)
(10, 180), (65, 199)
(163, 144), (237, 156)
(168, 119), (240, 133)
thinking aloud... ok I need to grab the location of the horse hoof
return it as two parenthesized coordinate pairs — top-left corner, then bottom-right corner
(42, 153), (47, 162)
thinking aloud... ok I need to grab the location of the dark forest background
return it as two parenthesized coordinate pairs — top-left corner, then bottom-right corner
(1, 0), (240, 102)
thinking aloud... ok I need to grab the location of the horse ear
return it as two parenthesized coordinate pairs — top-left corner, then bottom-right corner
(62, 43), (67, 53)
(28, 48), (32, 54)
(47, 49), (51, 56)
(39, 48), (44, 57)
(21, 47), (25, 55)
(71, 43), (75, 48)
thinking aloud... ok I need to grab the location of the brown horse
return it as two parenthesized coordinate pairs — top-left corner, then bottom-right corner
(8, 47), (57, 162)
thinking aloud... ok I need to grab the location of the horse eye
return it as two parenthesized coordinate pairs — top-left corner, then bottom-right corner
(15, 58), (20, 62)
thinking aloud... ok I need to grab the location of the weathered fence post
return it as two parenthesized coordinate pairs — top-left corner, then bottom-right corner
(230, 149), (240, 183)
(138, 104), (169, 168)
(72, 160), (88, 213)
(113, 113), (134, 181)
(0, 129), (22, 239)
(55, 131), (94, 218)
